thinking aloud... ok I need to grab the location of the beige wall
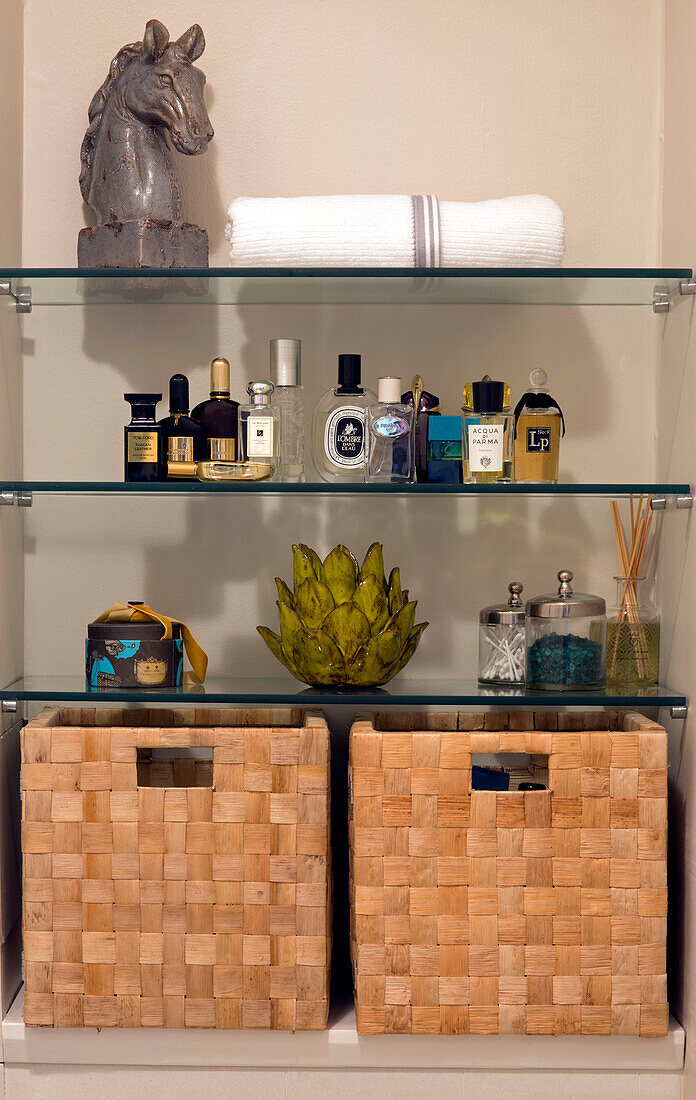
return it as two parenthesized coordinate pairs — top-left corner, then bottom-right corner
(20, 0), (666, 691)
(661, 2), (696, 1096)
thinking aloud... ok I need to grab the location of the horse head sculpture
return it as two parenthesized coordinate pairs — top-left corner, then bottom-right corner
(78, 19), (214, 266)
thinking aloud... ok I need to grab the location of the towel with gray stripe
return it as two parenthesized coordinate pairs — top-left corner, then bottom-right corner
(225, 193), (564, 267)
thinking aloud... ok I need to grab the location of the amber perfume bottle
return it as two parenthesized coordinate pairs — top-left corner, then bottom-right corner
(462, 375), (513, 483)
(159, 374), (206, 479)
(513, 368), (565, 483)
(124, 393), (163, 482)
(191, 357), (240, 460)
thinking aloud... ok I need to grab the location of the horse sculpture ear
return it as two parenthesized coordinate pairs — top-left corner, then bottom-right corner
(176, 24), (205, 62)
(142, 19), (170, 63)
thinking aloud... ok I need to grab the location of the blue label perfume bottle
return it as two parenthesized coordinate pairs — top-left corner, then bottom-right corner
(365, 377), (416, 483)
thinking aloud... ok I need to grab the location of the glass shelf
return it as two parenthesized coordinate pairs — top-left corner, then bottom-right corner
(0, 674), (685, 707)
(0, 481), (691, 498)
(1, 267), (691, 308)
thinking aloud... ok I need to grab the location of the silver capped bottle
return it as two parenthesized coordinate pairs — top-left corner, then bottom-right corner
(312, 354), (376, 483)
(239, 380), (281, 479)
(271, 339), (304, 483)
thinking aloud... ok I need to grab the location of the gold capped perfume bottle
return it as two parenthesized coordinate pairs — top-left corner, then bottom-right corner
(513, 368), (565, 483)
(462, 375), (513, 483)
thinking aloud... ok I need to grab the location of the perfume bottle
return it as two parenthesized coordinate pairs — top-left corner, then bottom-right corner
(271, 338), (304, 483)
(365, 376), (415, 483)
(513, 369), (565, 483)
(191, 357), (240, 461)
(426, 416), (463, 484)
(124, 393), (163, 482)
(239, 380), (281, 476)
(462, 375), (514, 483)
(401, 375), (441, 483)
(312, 354), (376, 482)
(159, 374), (206, 480)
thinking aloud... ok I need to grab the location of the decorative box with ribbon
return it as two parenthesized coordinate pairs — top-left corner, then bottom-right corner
(85, 601), (208, 689)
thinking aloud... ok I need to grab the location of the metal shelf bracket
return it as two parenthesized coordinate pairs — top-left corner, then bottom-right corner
(653, 286), (671, 313)
(0, 491), (32, 508)
(679, 279), (696, 296)
(650, 497), (667, 511)
(677, 493), (693, 509)
(670, 705), (688, 720)
(0, 280), (32, 314)
(1, 700), (17, 713)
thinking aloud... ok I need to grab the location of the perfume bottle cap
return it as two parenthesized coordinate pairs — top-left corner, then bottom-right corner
(470, 375), (507, 414)
(377, 376), (403, 403)
(124, 393), (162, 417)
(210, 357), (231, 395)
(529, 368), (549, 392)
(169, 374), (190, 414)
(337, 353), (362, 393)
(271, 339), (301, 387)
(247, 379), (275, 406)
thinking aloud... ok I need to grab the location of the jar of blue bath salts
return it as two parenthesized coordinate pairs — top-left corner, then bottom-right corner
(525, 570), (606, 691)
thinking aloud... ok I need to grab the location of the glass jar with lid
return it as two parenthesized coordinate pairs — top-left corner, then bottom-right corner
(525, 570), (606, 691)
(478, 582), (526, 685)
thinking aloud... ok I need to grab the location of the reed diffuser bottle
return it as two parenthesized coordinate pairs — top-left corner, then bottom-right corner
(607, 576), (660, 685)
(608, 497), (659, 684)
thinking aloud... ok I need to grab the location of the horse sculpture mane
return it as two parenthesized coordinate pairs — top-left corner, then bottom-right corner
(79, 42), (141, 204)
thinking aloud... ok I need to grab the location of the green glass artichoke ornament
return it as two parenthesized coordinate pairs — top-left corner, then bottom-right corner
(257, 542), (429, 686)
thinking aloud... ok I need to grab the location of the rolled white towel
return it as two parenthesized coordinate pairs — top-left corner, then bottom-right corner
(440, 195), (565, 267)
(226, 194), (415, 267)
(225, 193), (564, 268)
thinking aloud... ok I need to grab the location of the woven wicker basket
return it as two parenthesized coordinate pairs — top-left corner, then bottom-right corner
(22, 706), (331, 1029)
(349, 710), (667, 1037)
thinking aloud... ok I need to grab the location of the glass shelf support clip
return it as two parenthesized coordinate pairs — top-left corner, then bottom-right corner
(0, 280), (32, 314)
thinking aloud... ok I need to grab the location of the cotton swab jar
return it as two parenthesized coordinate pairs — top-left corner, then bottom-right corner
(478, 582), (526, 685)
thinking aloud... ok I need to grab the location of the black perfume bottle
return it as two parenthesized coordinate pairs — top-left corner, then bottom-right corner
(191, 357), (240, 460)
(159, 374), (206, 479)
(124, 393), (163, 482)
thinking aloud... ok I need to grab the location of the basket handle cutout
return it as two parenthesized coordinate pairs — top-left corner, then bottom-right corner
(471, 752), (550, 794)
(136, 746), (213, 788)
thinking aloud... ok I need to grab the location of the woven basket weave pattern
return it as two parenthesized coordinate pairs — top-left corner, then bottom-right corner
(22, 707), (331, 1030)
(349, 710), (667, 1037)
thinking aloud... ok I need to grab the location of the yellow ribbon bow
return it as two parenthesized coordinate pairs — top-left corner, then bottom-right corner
(93, 602), (208, 685)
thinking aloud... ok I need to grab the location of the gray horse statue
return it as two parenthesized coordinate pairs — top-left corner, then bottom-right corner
(78, 19), (214, 268)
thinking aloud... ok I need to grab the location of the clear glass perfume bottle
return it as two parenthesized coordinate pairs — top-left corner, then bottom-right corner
(365, 376), (415, 483)
(271, 338), (304, 483)
(462, 375), (514, 483)
(312, 354), (376, 483)
(239, 380), (281, 477)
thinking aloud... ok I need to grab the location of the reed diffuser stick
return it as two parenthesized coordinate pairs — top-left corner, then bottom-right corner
(609, 495), (653, 680)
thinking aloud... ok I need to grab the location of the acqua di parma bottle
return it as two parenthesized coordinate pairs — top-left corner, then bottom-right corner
(312, 354), (376, 482)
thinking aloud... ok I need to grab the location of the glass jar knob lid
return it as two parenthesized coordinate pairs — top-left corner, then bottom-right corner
(480, 581), (526, 625)
(526, 569), (606, 619)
